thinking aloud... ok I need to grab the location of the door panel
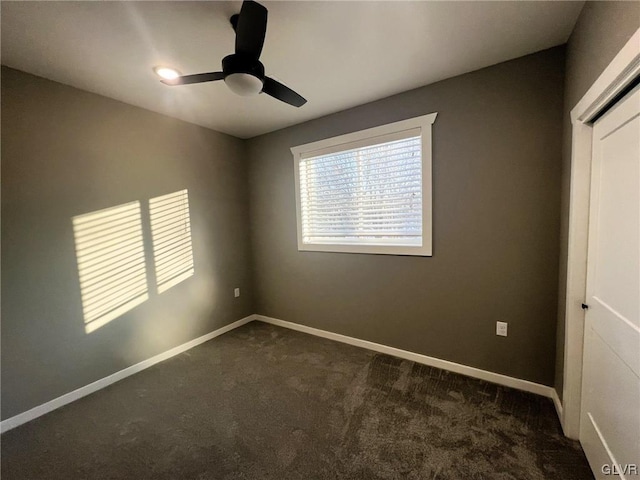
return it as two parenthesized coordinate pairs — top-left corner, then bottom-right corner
(583, 327), (640, 465)
(594, 112), (639, 324)
(580, 83), (640, 479)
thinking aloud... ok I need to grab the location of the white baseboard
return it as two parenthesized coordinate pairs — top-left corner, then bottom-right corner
(0, 315), (254, 434)
(2, 313), (561, 434)
(255, 315), (556, 400)
(551, 388), (565, 430)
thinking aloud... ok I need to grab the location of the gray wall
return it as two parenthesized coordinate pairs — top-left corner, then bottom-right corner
(555, 2), (640, 400)
(247, 47), (565, 386)
(1, 67), (255, 420)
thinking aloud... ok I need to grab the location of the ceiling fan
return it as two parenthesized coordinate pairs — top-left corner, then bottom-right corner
(160, 0), (306, 107)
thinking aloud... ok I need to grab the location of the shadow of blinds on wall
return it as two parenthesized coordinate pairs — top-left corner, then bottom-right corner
(72, 202), (149, 333)
(149, 189), (194, 293)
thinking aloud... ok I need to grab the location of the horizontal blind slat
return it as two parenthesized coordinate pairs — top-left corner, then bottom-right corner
(305, 174), (422, 197)
(302, 210), (421, 221)
(300, 135), (423, 244)
(302, 193), (422, 210)
(301, 181), (421, 201)
(302, 153), (421, 179)
(303, 221), (421, 230)
(306, 231), (422, 237)
(304, 145), (421, 168)
(305, 221), (422, 229)
(301, 139), (420, 168)
(303, 151), (421, 178)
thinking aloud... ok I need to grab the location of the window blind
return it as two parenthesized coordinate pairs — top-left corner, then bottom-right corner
(72, 202), (149, 333)
(149, 189), (194, 293)
(299, 135), (422, 247)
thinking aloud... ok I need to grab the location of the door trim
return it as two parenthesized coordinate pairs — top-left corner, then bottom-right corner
(562, 27), (640, 440)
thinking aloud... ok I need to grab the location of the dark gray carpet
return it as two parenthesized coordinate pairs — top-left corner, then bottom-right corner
(2, 322), (593, 479)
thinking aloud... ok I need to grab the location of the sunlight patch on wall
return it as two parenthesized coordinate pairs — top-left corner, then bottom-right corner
(149, 189), (194, 293)
(73, 202), (149, 333)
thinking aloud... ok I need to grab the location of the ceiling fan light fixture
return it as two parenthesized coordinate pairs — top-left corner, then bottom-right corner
(154, 66), (181, 80)
(224, 72), (263, 96)
(158, 1), (306, 106)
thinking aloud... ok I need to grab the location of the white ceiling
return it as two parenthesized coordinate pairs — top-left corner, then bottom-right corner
(1, 1), (583, 139)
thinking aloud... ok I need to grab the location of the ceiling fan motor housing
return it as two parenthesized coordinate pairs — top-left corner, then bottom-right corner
(222, 54), (265, 81)
(160, 1), (306, 106)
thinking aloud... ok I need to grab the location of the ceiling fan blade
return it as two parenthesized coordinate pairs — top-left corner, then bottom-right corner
(161, 72), (224, 86)
(262, 77), (307, 107)
(235, 1), (267, 59)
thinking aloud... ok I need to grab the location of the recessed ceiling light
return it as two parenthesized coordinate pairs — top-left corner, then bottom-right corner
(153, 66), (181, 80)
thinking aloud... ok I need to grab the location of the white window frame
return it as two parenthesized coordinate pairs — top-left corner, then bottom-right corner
(291, 112), (437, 256)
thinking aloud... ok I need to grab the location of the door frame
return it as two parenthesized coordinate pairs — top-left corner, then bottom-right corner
(562, 27), (640, 440)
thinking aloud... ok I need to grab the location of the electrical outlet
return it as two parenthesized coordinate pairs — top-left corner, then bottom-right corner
(234, 288), (240, 298)
(496, 321), (508, 337)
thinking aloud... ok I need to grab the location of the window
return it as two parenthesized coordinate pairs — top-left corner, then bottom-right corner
(149, 189), (194, 293)
(291, 113), (437, 256)
(72, 202), (149, 333)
